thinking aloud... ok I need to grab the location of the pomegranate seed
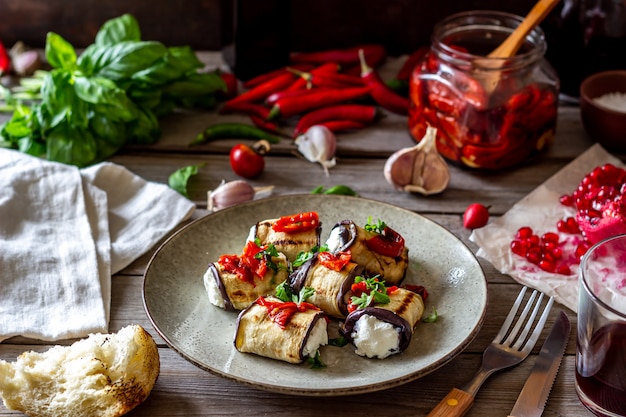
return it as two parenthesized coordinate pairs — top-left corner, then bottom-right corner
(539, 259), (556, 272)
(510, 240), (527, 256)
(556, 264), (572, 275)
(516, 226), (533, 239)
(559, 194), (574, 207)
(526, 247), (542, 264)
(541, 232), (560, 244)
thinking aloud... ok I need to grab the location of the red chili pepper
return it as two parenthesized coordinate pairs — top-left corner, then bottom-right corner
(265, 87), (333, 107)
(396, 46), (429, 81)
(217, 70), (238, 99)
(358, 49), (410, 115)
(219, 101), (268, 117)
(318, 251), (351, 272)
(267, 86), (372, 119)
(365, 226), (405, 258)
(242, 63), (313, 89)
(316, 120), (367, 134)
(285, 62), (340, 91)
(291, 44), (387, 68)
(0, 40), (10, 74)
(249, 113), (284, 136)
(289, 67), (365, 89)
(222, 72), (296, 110)
(293, 104), (378, 137)
(272, 211), (320, 233)
(217, 254), (255, 286)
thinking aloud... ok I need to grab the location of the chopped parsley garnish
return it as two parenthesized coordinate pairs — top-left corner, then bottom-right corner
(307, 350), (326, 369)
(349, 275), (390, 310)
(328, 336), (349, 347)
(364, 217), (386, 234)
(275, 281), (314, 303)
(423, 306), (438, 323)
(292, 244), (329, 268)
(254, 243), (282, 273)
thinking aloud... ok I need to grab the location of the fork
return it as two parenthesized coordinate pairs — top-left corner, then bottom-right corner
(426, 286), (554, 417)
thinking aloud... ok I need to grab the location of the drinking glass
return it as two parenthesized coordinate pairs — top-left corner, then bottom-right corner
(576, 234), (626, 417)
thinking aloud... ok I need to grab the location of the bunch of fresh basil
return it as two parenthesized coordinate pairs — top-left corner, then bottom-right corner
(0, 14), (225, 167)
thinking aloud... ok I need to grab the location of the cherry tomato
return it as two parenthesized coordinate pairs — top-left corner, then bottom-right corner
(463, 203), (490, 229)
(229, 143), (265, 179)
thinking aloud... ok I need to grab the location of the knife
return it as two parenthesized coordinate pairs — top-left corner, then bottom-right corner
(508, 310), (570, 417)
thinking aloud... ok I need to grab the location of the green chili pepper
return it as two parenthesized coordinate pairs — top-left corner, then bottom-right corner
(310, 185), (358, 196)
(191, 122), (281, 145)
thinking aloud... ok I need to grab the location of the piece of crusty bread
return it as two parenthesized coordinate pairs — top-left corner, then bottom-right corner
(0, 324), (160, 417)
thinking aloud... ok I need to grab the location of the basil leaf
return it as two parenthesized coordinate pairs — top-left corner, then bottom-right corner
(132, 46), (203, 85)
(45, 33), (77, 70)
(95, 14), (141, 46)
(80, 41), (167, 81)
(306, 350), (326, 369)
(168, 163), (204, 197)
(46, 122), (98, 167)
(126, 106), (160, 144)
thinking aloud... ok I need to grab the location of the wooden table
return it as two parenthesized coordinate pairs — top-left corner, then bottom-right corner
(0, 54), (617, 416)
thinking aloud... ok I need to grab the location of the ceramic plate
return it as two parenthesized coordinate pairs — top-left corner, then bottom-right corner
(143, 195), (487, 396)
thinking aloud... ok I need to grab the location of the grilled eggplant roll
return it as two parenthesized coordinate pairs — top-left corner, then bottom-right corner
(325, 220), (409, 285)
(249, 211), (321, 262)
(289, 252), (365, 319)
(203, 241), (289, 311)
(234, 296), (328, 364)
(341, 287), (424, 359)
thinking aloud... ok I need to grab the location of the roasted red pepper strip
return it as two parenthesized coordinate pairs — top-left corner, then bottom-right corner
(217, 254), (255, 286)
(0, 40), (10, 74)
(403, 284), (428, 301)
(318, 251), (351, 271)
(241, 240), (268, 279)
(291, 44), (386, 68)
(358, 49), (410, 115)
(267, 86), (371, 119)
(272, 211), (320, 233)
(365, 226), (405, 258)
(256, 297), (320, 329)
(293, 104), (378, 137)
(222, 72), (296, 110)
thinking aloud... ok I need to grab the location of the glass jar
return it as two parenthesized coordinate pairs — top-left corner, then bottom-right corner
(409, 11), (560, 170)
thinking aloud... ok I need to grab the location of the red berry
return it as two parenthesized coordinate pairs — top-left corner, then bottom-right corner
(463, 203), (490, 229)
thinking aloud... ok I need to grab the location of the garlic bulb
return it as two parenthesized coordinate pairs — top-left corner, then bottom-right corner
(207, 180), (274, 211)
(294, 125), (337, 176)
(384, 126), (450, 195)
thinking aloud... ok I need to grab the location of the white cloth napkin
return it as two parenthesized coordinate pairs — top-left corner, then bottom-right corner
(470, 144), (625, 313)
(0, 149), (195, 342)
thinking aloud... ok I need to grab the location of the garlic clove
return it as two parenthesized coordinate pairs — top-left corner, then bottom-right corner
(207, 180), (275, 211)
(294, 125), (337, 176)
(208, 180), (255, 211)
(384, 126), (450, 195)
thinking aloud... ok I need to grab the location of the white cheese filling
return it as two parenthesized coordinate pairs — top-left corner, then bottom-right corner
(202, 268), (225, 309)
(302, 318), (328, 358)
(325, 227), (343, 252)
(351, 314), (401, 359)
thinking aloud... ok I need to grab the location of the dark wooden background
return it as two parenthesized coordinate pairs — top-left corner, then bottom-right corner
(0, 0), (543, 54)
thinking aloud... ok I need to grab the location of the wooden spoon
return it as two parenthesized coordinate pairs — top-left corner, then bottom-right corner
(488, 0), (561, 58)
(480, 0), (561, 93)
